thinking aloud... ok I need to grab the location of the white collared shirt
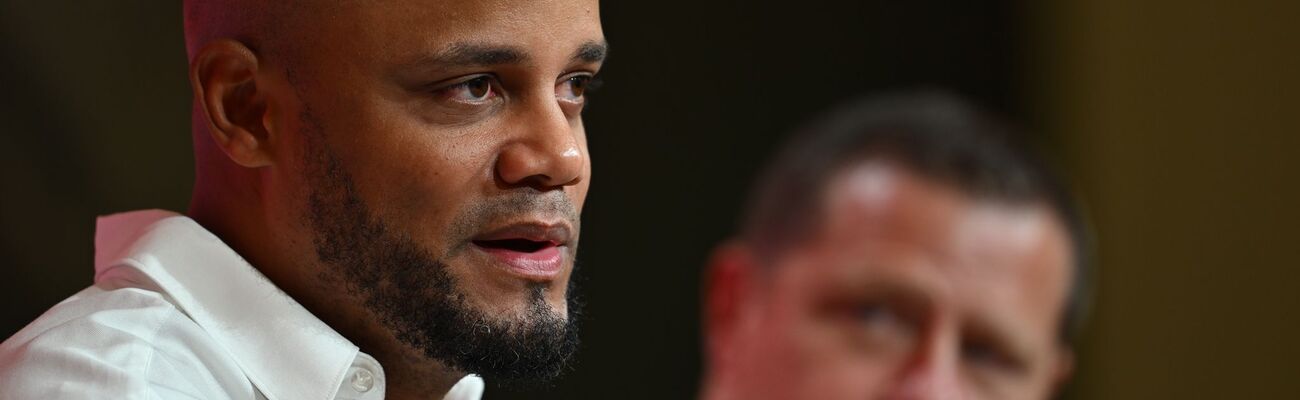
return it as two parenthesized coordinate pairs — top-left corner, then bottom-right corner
(0, 210), (485, 400)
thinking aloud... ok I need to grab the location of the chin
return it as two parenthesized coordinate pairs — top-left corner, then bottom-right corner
(453, 276), (564, 316)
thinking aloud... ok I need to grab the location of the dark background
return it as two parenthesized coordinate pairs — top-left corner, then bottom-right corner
(2, 1), (1298, 399)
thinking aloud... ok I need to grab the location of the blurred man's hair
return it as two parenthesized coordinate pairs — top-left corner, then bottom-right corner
(740, 90), (1091, 344)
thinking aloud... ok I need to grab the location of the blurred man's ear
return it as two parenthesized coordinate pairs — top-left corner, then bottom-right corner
(703, 240), (760, 370)
(190, 39), (274, 168)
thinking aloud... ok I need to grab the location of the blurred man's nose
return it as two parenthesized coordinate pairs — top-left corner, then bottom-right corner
(884, 334), (964, 400)
(494, 97), (586, 190)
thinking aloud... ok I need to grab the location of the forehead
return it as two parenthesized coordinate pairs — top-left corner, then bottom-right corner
(805, 161), (1073, 343)
(306, 0), (603, 61)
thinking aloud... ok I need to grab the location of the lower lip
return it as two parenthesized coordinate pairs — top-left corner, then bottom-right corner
(474, 245), (566, 279)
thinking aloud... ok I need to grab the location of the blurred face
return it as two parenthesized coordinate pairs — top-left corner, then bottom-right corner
(257, 0), (604, 382)
(709, 161), (1073, 400)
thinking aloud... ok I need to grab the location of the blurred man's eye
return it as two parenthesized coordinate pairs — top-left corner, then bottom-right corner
(852, 303), (916, 350)
(859, 305), (902, 329)
(961, 337), (1026, 377)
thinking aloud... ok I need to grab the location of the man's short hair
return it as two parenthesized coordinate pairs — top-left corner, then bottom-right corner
(740, 90), (1091, 344)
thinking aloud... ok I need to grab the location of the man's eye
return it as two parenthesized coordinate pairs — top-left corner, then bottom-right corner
(557, 74), (600, 102)
(567, 76), (589, 97)
(439, 76), (496, 103)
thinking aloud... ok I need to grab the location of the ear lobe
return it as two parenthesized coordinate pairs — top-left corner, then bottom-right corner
(190, 39), (273, 168)
(703, 240), (759, 367)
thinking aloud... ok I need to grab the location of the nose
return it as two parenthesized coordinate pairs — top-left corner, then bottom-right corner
(885, 333), (964, 400)
(494, 98), (586, 190)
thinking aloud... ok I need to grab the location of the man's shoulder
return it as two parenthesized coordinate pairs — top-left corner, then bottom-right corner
(0, 283), (257, 399)
(5, 283), (177, 345)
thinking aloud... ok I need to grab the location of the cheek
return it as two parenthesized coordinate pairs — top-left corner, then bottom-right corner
(389, 169), (463, 232)
(802, 365), (890, 400)
(753, 317), (894, 400)
(403, 149), (498, 226)
(761, 266), (908, 399)
(787, 314), (899, 400)
(339, 132), (496, 255)
(569, 177), (591, 212)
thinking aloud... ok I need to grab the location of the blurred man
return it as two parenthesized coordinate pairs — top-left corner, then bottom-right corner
(0, 0), (605, 399)
(701, 93), (1088, 400)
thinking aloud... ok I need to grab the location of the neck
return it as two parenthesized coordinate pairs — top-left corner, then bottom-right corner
(189, 182), (468, 399)
(367, 345), (467, 399)
(315, 290), (467, 399)
(188, 180), (276, 274)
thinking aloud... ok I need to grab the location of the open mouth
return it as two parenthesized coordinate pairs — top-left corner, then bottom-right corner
(472, 238), (557, 253)
(470, 222), (572, 278)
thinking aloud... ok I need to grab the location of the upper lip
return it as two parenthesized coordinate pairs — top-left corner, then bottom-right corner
(471, 221), (574, 247)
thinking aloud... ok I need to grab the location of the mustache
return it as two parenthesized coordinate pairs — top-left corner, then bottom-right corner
(449, 190), (581, 243)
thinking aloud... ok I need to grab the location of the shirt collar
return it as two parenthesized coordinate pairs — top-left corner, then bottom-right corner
(95, 210), (359, 400)
(92, 210), (484, 400)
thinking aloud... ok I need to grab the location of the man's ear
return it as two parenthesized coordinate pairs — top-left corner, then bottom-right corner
(190, 39), (274, 168)
(703, 240), (761, 368)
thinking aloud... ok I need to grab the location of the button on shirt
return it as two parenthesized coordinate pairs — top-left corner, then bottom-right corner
(0, 210), (485, 400)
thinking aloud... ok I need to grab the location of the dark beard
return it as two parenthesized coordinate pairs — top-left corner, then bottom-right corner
(299, 111), (581, 385)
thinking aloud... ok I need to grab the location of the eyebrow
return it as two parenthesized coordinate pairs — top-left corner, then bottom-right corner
(573, 40), (608, 63)
(427, 43), (529, 67)
(408, 40), (608, 70)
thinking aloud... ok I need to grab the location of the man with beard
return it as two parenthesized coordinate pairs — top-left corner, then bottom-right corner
(701, 92), (1089, 400)
(0, 0), (606, 399)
